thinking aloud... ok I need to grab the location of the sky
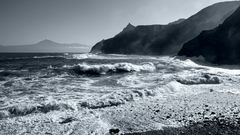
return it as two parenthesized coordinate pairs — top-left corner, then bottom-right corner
(0, 0), (235, 46)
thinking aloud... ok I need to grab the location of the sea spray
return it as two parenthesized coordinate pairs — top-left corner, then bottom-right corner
(69, 62), (156, 75)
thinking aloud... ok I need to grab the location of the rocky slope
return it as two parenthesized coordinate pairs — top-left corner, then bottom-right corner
(91, 1), (240, 55)
(179, 6), (240, 64)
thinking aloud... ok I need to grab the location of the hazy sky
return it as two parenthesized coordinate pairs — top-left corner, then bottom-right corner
(0, 0), (235, 46)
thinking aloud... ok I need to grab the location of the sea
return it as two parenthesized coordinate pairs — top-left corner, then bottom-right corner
(3, 52), (240, 135)
(0, 53), (216, 118)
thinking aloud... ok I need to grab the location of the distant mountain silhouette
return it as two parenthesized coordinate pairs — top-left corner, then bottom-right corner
(91, 1), (240, 55)
(179, 6), (240, 64)
(0, 40), (89, 53)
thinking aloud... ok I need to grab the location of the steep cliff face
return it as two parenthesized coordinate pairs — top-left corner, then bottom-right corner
(179, 6), (240, 64)
(91, 1), (240, 55)
(91, 24), (165, 54)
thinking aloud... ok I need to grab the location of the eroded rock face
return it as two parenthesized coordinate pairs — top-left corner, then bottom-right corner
(91, 1), (240, 55)
(179, 6), (240, 65)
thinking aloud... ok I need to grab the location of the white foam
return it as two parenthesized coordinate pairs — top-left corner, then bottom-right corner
(80, 89), (156, 109)
(71, 53), (95, 59)
(71, 53), (161, 60)
(178, 57), (240, 75)
(71, 62), (156, 75)
(71, 53), (115, 60)
(2, 98), (76, 118)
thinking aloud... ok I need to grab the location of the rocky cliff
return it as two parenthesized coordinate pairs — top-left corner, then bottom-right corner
(91, 1), (240, 55)
(179, 6), (240, 64)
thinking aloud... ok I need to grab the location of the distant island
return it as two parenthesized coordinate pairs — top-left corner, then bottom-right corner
(0, 39), (90, 53)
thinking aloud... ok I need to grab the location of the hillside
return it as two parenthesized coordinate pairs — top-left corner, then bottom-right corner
(91, 1), (240, 55)
(179, 6), (240, 64)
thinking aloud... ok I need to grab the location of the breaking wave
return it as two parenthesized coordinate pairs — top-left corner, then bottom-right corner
(71, 53), (135, 60)
(71, 53), (104, 59)
(70, 53), (159, 60)
(176, 73), (221, 85)
(79, 89), (156, 109)
(0, 102), (75, 119)
(69, 62), (156, 75)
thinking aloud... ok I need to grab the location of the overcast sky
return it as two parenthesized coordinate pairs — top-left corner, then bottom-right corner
(0, 0), (235, 46)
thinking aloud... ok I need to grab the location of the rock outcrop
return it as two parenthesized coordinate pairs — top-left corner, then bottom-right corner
(179, 6), (240, 64)
(91, 1), (240, 55)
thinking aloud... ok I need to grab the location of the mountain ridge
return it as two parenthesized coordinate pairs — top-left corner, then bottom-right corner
(91, 1), (240, 55)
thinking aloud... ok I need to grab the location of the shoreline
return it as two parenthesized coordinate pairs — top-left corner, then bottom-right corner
(2, 91), (240, 135)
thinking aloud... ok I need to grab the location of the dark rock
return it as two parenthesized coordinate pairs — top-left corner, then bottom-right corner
(109, 128), (120, 134)
(124, 116), (240, 135)
(211, 112), (216, 115)
(59, 117), (75, 124)
(166, 115), (171, 119)
(91, 1), (240, 55)
(24, 78), (32, 81)
(179, 6), (240, 64)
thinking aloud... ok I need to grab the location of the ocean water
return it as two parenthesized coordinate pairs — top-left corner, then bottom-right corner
(0, 53), (230, 119)
(3, 53), (240, 134)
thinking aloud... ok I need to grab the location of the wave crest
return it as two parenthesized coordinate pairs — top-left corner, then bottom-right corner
(70, 62), (156, 75)
(79, 89), (156, 109)
(0, 102), (75, 119)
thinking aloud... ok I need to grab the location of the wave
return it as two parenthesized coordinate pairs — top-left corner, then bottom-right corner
(0, 102), (75, 119)
(33, 56), (65, 59)
(176, 73), (221, 85)
(79, 89), (156, 109)
(0, 57), (32, 60)
(71, 53), (129, 60)
(0, 55), (65, 61)
(0, 70), (22, 77)
(70, 53), (159, 60)
(69, 62), (156, 75)
(71, 53), (102, 59)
